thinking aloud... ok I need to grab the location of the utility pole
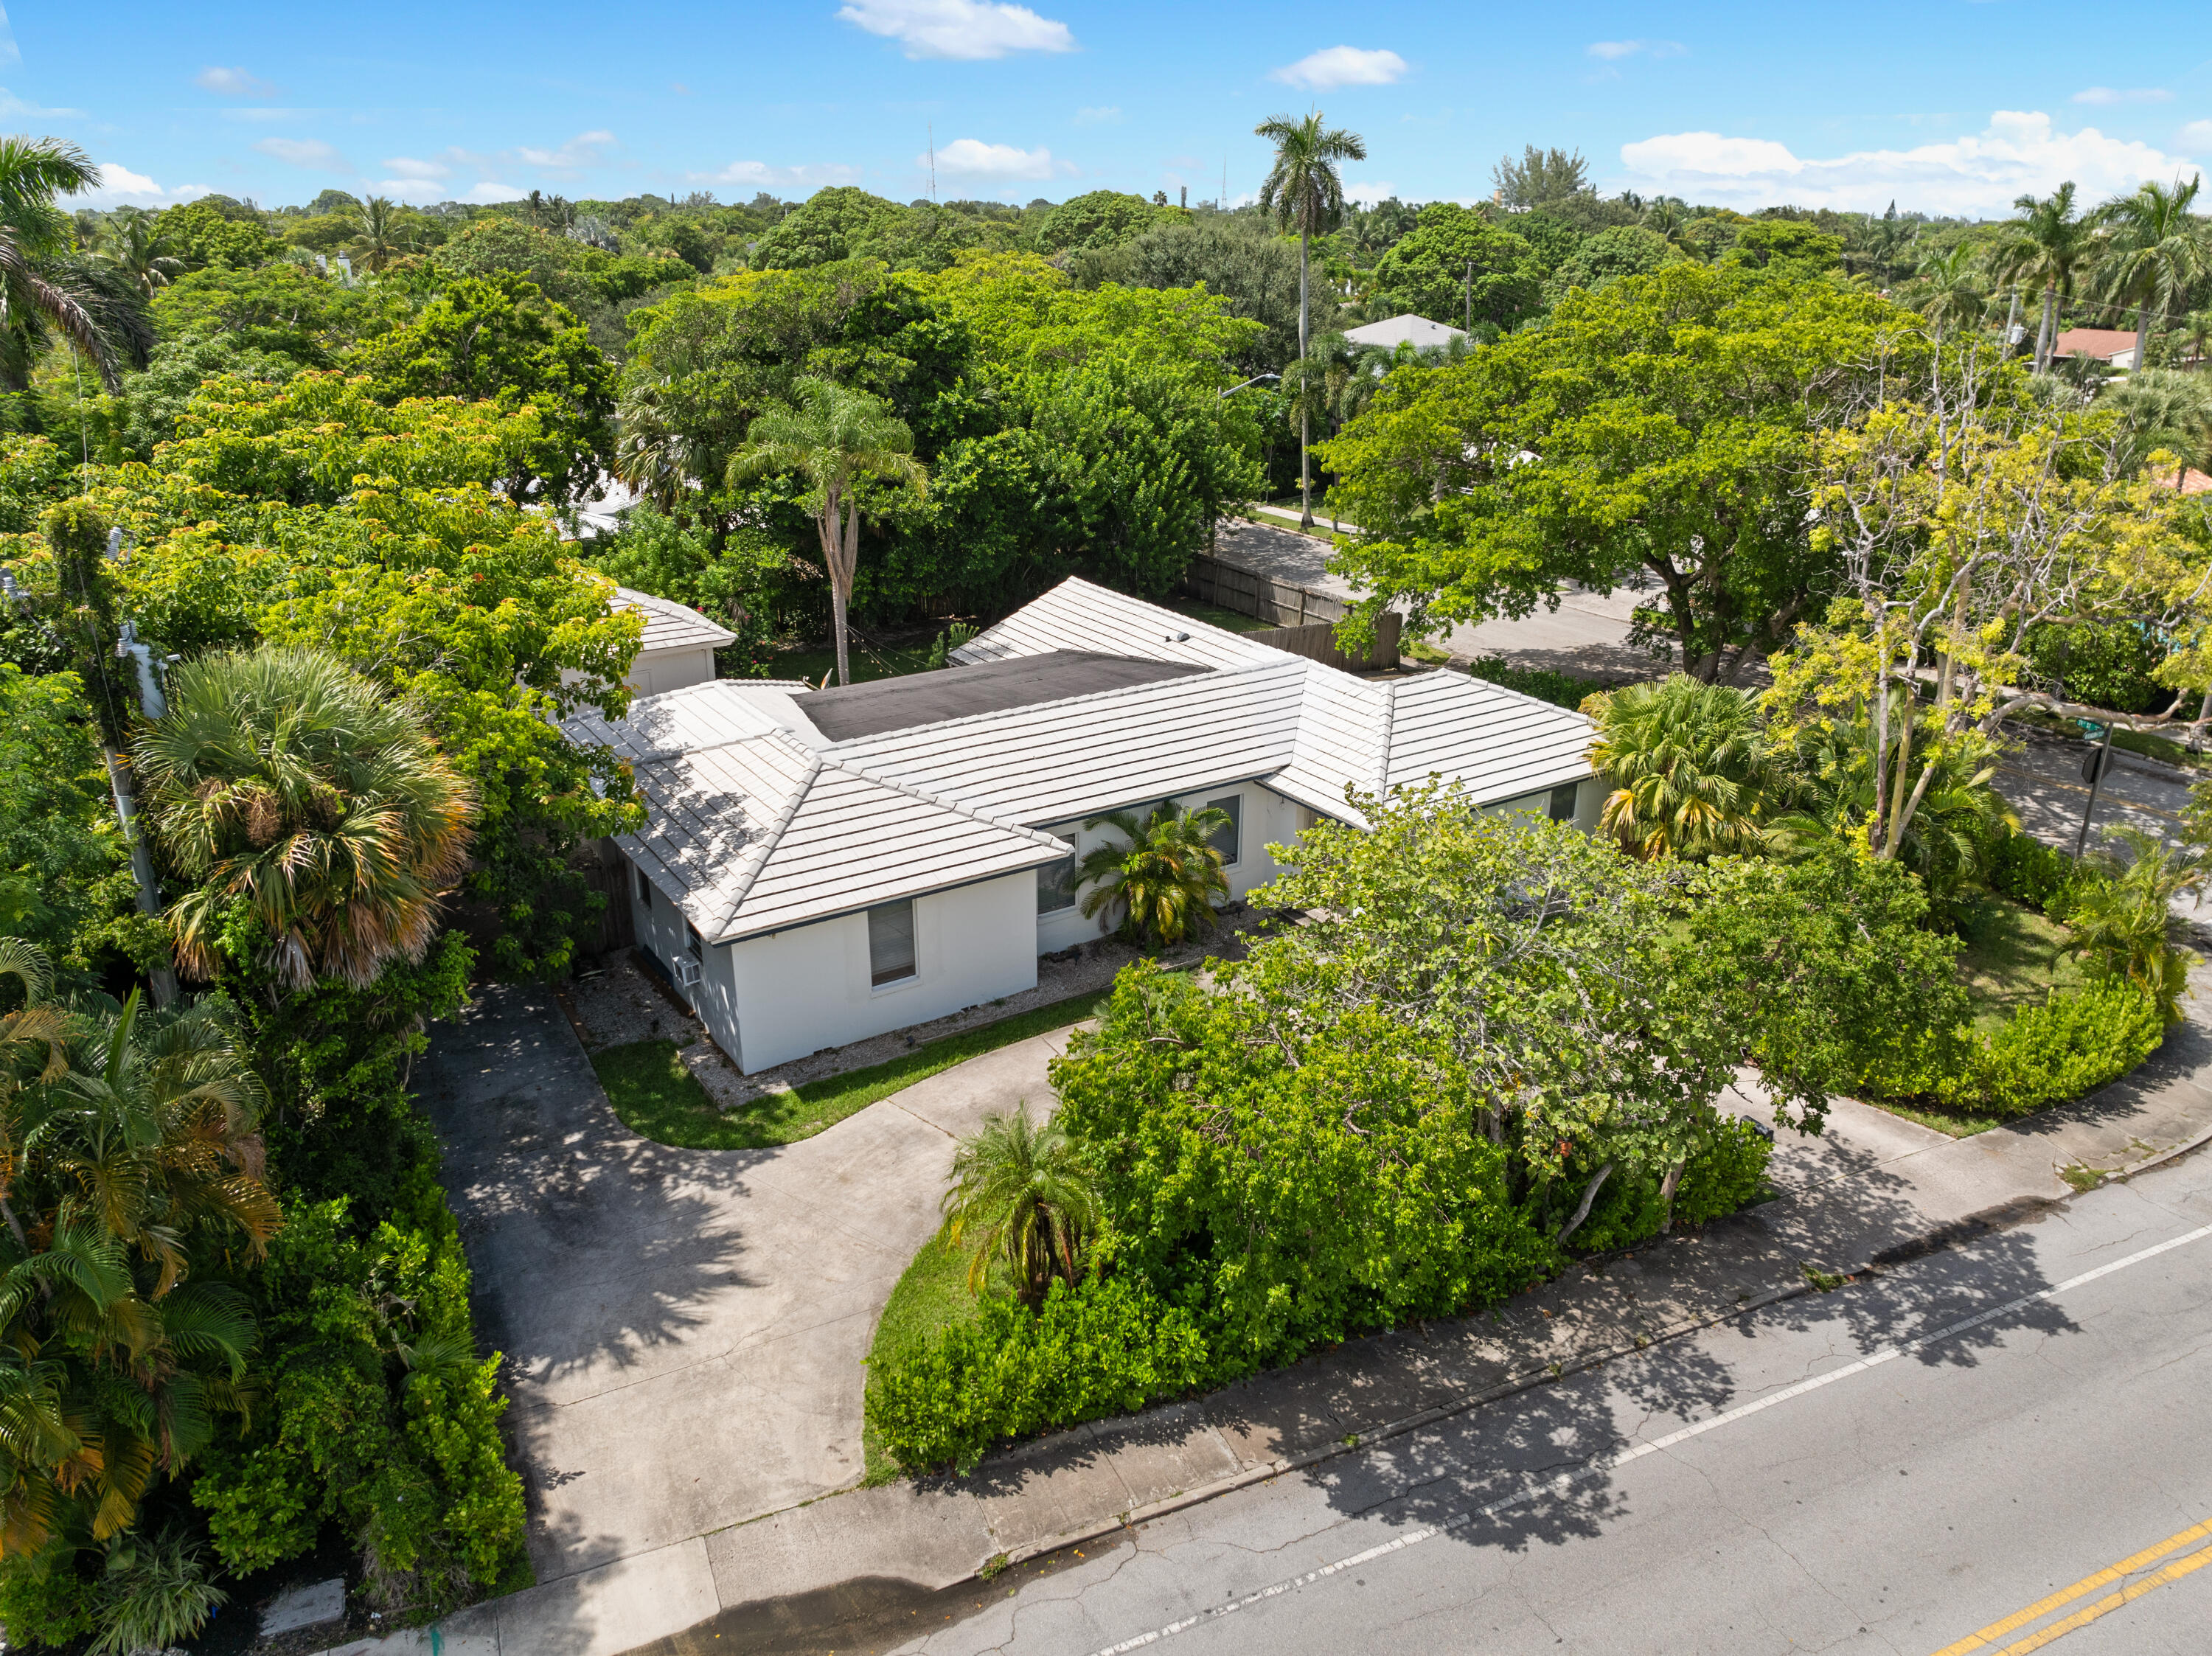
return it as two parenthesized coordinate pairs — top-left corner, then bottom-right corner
(45, 506), (179, 1007)
(1464, 259), (1474, 333)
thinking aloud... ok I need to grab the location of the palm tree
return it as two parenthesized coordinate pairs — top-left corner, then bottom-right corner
(133, 645), (478, 992)
(1910, 242), (1988, 340)
(1585, 675), (1775, 860)
(2093, 175), (2211, 372)
(1075, 803), (1232, 946)
(725, 377), (927, 687)
(351, 195), (408, 274)
(2065, 827), (2205, 1021)
(1992, 183), (2096, 375)
(613, 378), (695, 511)
(940, 1103), (1099, 1307)
(1256, 110), (1368, 530)
(2183, 306), (2212, 370)
(2101, 368), (2212, 479)
(89, 207), (183, 301)
(0, 136), (130, 392)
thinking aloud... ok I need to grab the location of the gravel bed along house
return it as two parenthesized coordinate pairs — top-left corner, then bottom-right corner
(557, 908), (1279, 1110)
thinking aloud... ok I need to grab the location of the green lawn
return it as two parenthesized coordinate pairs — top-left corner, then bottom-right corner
(1952, 891), (2087, 1035)
(593, 988), (1110, 1151)
(859, 1233), (1006, 1481)
(1164, 596), (1278, 636)
(770, 639), (936, 687)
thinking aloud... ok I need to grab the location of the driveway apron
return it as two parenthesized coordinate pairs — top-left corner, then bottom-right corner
(418, 982), (1078, 1584)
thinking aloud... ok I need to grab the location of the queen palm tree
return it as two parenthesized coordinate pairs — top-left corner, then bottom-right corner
(2093, 174), (2211, 372)
(1076, 803), (1232, 946)
(1910, 241), (1988, 340)
(1586, 675), (1775, 860)
(940, 1103), (1099, 1307)
(133, 645), (478, 992)
(726, 377), (927, 687)
(1992, 182), (2096, 375)
(1256, 110), (1367, 529)
(89, 207), (183, 301)
(350, 195), (408, 274)
(0, 136), (129, 392)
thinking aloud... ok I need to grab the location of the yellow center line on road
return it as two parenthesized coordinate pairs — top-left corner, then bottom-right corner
(1927, 1519), (2212, 1655)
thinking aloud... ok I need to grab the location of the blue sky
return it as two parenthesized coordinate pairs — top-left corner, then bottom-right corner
(16, 1), (2212, 219)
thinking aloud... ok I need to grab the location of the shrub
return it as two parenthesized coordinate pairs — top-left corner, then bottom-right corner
(1939, 981), (2163, 1119)
(1534, 1118), (1774, 1252)
(1990, 828), (2081, 918)
(866, 1276), (1208, 1472)
(1672, 1117), (1776, 1227)
(1463, 654), (1613, 712)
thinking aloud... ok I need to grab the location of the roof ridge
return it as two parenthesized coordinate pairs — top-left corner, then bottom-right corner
(950, 574), (1275, 669)
(825, 654), (1302, 752)
(707, 734), (825, 938)
(1376, 677), (1398, 792)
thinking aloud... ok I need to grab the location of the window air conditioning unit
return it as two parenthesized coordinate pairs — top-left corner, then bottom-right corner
(672, 957), (702, 990)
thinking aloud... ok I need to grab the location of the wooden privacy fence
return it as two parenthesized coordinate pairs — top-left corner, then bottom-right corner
(1180, 554), (1401, 672)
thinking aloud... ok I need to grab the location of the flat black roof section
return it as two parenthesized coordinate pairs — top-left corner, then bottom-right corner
(800, 651), (1208, 741)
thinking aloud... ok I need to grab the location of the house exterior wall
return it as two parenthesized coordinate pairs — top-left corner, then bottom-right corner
(724, 871), (1040, 1073)
(1032, 780), (1304, 953)
(628, 644), (718, 697)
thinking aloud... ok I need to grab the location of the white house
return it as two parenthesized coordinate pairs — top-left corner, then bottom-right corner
(564, 578), (1601, 1074)
(614, 587), (737, 696)
(1343, 313), (1470, 352)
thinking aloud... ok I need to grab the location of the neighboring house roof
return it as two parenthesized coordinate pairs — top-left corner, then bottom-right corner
(1342, 314), (1469, 352)
(2052, 327), (2138, 364)
(800, 651), (1208, 742)
(615, 586), (738, 655)
(566, 578), (1596, 944)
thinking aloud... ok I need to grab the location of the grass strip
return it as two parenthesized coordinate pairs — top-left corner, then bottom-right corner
(594, 987), (1110, 1151)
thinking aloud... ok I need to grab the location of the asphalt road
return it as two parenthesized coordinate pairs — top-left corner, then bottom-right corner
(862, 1152), (2212, 1656)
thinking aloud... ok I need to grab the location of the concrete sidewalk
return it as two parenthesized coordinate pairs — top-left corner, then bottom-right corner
(325, 974), (2212, 1656)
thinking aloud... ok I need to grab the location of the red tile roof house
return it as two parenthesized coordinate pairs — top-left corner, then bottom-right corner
(2052, 327), (2140, 368)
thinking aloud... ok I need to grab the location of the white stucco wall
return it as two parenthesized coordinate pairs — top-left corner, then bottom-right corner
(724, 871), (1040, 1073)
(627, 644), (718, 697)
(1031, 781), (1304, 953)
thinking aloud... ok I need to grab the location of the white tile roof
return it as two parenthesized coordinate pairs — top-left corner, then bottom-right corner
(616, 586), (738, 655)
(565, 577), (1596, 936)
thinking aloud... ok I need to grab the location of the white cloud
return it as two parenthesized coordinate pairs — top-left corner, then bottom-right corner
(513, 129), (616, 173)
(930, 137), (1057, 180)
(220, 107), (320, 124)
(1618, 110), (2205, 215)
(254, 137), (347, 170)
(1073, 105), (1121, 126)
(381, 156), (452, 181)
(462, 181), (526, 204)
(2073, 86), (2170, 105)
(838, 0), (1075, 60)
(2183, 119), (2212, 148)
(1587, 39), (1686, 60)
(1270, 46), (1407, 91)
(195, 66), (276, 97)
(1343, 178), (1397, 205)
(0, 7), (21, 70)
(0, 87), (80, 119)
(686, 159), (863, 189)
(77, 163), (210, 209)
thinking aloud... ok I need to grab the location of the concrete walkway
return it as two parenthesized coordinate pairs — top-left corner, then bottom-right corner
(406, 987), (1082, 1603)
(322, 964), (2212, 1656)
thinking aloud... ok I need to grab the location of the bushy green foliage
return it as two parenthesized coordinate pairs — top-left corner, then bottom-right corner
(865, 1275), (1208, 1473)
(1036, 190), (1178, 254)
(747, 187), (908, 268)
(1990, 827), (2084, 916)
(1461, 655), (1611, 712)
(1370, 203), (1543, 333)
(1865, 980), (2163, 1120)
(1529, 1118), (1773, 1253)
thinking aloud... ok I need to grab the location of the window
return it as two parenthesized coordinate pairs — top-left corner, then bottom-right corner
(1037, 824), (1080, 914)
(686, 923), (703, 961)
(1206, 794), (1243, 867)
(868, 899), (917, 987)
(636, 865), (653, 908)
(1548, 782), (1579, 824)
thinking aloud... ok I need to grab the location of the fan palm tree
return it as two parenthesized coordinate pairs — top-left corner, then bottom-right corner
(1910, 241), (1989, 340)
(1255, 110), (1368, 529)
(1991, 182), (2096, 374)
(350, 195), (408, 274)
(613, 378), (696, 511)
(940, 1103), (1099, 1307)
(2101, 368), (2212, 479)
(2093, 174), (2211, 372)
(133, 645), (478, 992)
(2064, 826), (2206, 1021)
(726, 377), (927, 687)
(1585, 675), (1775, 860)
(0, 136), (129, 392)
(89, 207), (183, 301)
(1075, 803), (1232, 947)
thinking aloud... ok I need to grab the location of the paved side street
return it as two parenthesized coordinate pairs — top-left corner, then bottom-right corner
(317, 962), (2212, 1656)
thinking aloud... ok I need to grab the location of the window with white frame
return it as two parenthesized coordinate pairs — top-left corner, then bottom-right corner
(686, 922), (704, 961)
(1036, 823), (1080, 914)
(1205, 794), (1243, 867)
(868, 899), (917, 987)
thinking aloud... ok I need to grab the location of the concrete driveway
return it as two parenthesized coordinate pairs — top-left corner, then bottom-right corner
(419, 984), (1082, 1586)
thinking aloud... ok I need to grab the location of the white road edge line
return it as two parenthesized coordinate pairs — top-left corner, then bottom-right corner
(1083, 1222), (2212, 1655)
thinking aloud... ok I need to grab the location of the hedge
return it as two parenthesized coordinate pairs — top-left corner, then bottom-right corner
(1859, 978), (2163, 1121)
